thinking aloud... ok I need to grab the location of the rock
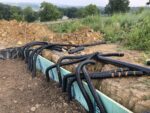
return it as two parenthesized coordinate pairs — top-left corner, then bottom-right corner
(2, 76), (6, 79)
(35, 104), (40, 108)
(63, 102), (68, 107)
(19, 87), (24, 91)
(30, 107), (36, 112)
(17, 41), (23, 45)
(13, 100), (18, 104)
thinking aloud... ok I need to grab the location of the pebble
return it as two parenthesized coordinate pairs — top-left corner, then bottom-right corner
(30, 107), (36, 112)
(2, 76), (6, 79)
(35, 104), (40, 108)
(34, 82), (38, 86)
(63, 102), (68, 107)
(27, 85), (31, 88)
(19, 87), (24, 91)
(13, 100), (18, 104)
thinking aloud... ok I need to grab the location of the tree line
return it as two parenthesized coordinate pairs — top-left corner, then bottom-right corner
(0, 0), (130, 22)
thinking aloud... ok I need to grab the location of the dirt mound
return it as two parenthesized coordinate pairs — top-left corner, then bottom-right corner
(0, 21), (103, 48)
(54, 27), (103, 45)
(0, 20), (54, 47)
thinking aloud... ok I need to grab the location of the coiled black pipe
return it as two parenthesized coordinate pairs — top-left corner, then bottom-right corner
(46, 52), (124, 87)
(97, 55), (150, 75)
(21, 41), (48, 59)
(62, 68), (129, 92)
(28, 46), (46, 71)
(56, 55), (93, 86)
(66, 70), (143, 103)
(31, 43), (85, 77)
(46, 57), (87, 83)
(57, 52), (124, 86)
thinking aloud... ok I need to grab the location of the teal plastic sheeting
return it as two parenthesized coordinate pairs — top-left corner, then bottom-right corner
(36, 55), (133, 113)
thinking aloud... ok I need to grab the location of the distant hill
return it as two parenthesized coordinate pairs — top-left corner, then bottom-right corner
(3, 2), (40, 11)
(2, 2), (104, 10)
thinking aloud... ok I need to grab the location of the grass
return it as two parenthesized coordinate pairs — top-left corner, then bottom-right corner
(48, 9), (150, 51)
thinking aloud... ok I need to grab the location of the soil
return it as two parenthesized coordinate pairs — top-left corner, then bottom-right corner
(0, 20), (102, 48)
(0, 60), (86, 113)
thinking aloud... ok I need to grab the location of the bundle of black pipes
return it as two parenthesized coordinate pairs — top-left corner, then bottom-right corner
(1, 41), (150, 113)
(45, 52), (150, 113)
(20, 41), (150, 113)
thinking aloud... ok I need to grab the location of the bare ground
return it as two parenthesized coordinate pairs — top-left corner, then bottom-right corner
(0, 59), (86, 113)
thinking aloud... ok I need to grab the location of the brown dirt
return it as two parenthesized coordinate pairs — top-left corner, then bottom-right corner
(0, 20), (54, 47)
(0, 60), (86, 113)
(53, 27), (103, 45)
(0, 20), (103, 48)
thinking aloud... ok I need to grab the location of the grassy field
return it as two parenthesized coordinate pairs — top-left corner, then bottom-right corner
(48, 9), (150, 52)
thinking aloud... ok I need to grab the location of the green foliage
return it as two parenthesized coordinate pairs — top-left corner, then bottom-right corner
(76, 8), (87, 18)
(59, 4), (100, 18)
(23, 7), (38, 22)
(77, 4), (100, 18)
(0, 2), (100, 22)
(60, 7), (78, 18)
(84, 4), (100, 16)
(10, 6), (23, 21)
(48, 21), (85, 33)
(105, 0), (130, 14)
(81, 15), (102, 31)
(0, 3), (38, 22)
(0, 3), (11, 20)
(48, 9), (150, 51)
(40, 2), (61, 22)
(125, 10), (150, 51)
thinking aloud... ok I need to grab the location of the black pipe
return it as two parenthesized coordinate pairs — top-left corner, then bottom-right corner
(21, 41), (48, 59)
(63, 68), (129, 92)
(76, 60), (106, 113)
(68, 46), (84, 54)
(84, 67), (106, 113)
(75, 60), (94, 113)
(97, 55), (150, 75)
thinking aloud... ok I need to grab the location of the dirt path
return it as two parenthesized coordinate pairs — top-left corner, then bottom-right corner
(0, 60), (86, 113)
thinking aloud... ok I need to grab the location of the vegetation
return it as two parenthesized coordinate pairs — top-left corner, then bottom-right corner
(23, 7), (38, 22)
(0, 3), (38, 22)
(10, 6), (23, 21)
(40, 2), (61, 22)
(0, 1), (149, 51)
(77, 4), (100, 18)
(0, 3), (11, 20)
(60, 7), (78, 18)
(48, 9), (150, 51)
(0, 3), (100, 22)
(105, 0), (130, 14)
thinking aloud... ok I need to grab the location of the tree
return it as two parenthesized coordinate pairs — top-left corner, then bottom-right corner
(23, 7), (38, 22)
(10, 6), (23, 21)
(0, 3), (11, 20)
(64, 7), (78, 18)
(77, 4), (100, 18)
(84, 4), (100, 16)
(105, 0), (130, 14)
(40, 2), (61, 22)
(77, 8), (87, 18)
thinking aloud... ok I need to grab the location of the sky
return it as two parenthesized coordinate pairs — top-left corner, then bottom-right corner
(0, 0), (148, 7)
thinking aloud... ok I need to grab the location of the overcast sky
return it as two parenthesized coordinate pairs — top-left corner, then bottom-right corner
(0, 0), (148, 7)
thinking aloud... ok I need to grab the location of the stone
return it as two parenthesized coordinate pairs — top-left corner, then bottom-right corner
(30, 107), (36, 112)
